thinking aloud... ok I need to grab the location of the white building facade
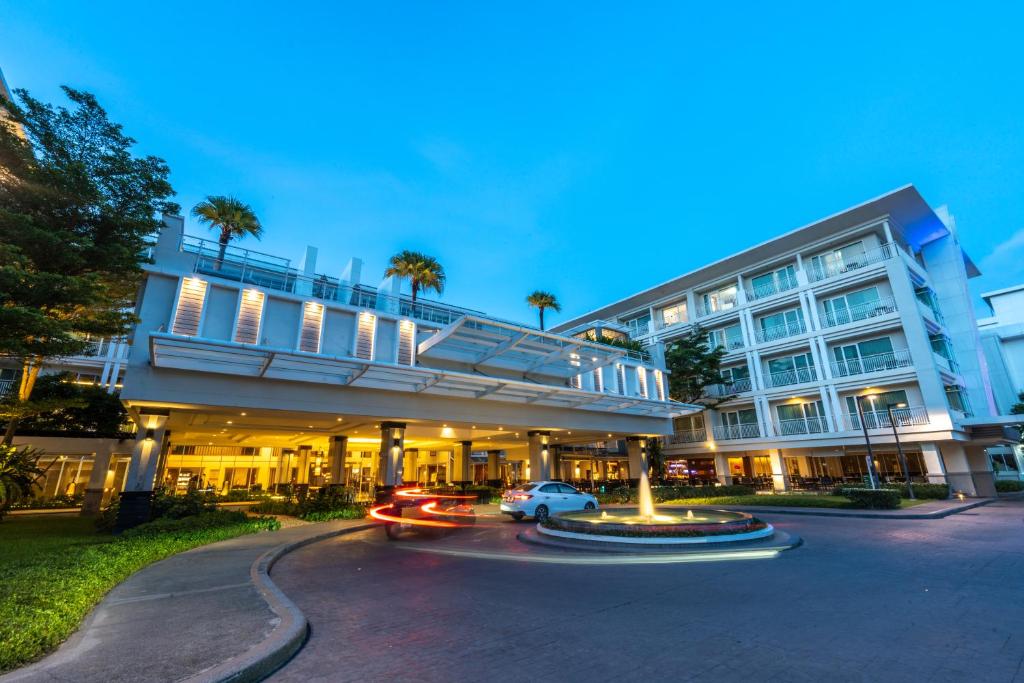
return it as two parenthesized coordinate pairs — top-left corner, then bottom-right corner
(555, 186), (1015, 496)
(978, 284), (1024, 476)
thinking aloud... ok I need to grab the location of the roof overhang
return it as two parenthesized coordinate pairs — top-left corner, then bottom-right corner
(149, 333), (691, 420)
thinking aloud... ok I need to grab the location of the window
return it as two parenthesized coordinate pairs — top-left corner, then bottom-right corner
(707, 324), (744, 350)
(616, 364), (626, 395)
(623, 315), (651, 337)
(570, 373), (582, 390)
(539, 483), (560, 493)
(700, 284), (738, 314)
(171, 277), (208, 336)
(654, 369), (666, 401)
(660, 301), (687, 326)
(397, 320), (416, 366)
(810, 241), (867, 279)
(355, 312), (376, 360)
(832, 337), (895, 375)
(674, 414), (704, 432)
(720, 365), (750, 385)
(757, 308), (805, 341)
(722, 408), (758, 426)
(298, 302), (324, 353)
(776, 400), (827, 434)
(945, 386), (971, 415)
(749, 265), (797, 299)
(636, 367), (648, 398)
(766, 352), (815, 385)
(234, 289), (265, 345)
(821, 287), (883, 327)
(593, 367), (604, 392)
(845, 390), (908, 416)
(557, 483), (579, 494)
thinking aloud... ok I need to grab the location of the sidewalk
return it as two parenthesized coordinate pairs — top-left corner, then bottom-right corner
(652, 496), (996, 519)
(1, 519), (373, 683)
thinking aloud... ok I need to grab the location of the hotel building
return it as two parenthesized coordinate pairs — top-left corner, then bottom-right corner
(555, 185), (1019, 496)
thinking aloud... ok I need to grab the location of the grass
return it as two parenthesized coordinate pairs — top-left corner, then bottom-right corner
(0, 512), (279, 672)
(660, 494), (930, 509)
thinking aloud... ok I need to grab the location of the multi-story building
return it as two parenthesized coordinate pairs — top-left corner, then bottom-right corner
(978, 284), (1024, 476)
(556, 185), (1017, 496)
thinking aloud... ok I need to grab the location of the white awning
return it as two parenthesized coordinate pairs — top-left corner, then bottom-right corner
(416, 316), (642, 378)
(149, 333), (692, 419)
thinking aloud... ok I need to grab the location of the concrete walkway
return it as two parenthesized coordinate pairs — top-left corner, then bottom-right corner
(1, 519), (372, 683)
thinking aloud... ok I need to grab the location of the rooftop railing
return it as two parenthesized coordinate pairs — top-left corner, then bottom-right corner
(829, 348), (912, 378)
(807, 242), (895, 283)
(820, 296), (897, 328)
(754, 316), (807, 344)
(712, 422), (761, 441)
(846, 405), (930, 430)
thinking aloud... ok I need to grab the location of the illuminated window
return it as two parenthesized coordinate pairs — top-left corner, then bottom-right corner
(660, 301), (687, 326)
(654, 369), (666, 401)
(397, 320), (416, 366)
(616, 363), (627, 395)
(299, 302), (324, 353)
(637, 367), (648, 398)
(570, 374), (582, 389)
(171, 277), (208, 336)
(355, 312), (376, 360)
(234, 289), (265, 345)
(593, 367), (604, 392)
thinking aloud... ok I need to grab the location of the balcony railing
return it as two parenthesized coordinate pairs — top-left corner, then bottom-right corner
(775, 415), (830, 436)
(712, 422), (761, 440)
(846, 406), (930, 430)
(0, 379), (13, 396)
(668, 429), (707, 444)
(829, 348), (913, 378)
(695, 301), (738, 319)
(754, 317), (807, 344)
(705, 377), (753, 397)
(764, 366), (817, 388)
(807, 242), (895, 282)
(745, 275), (799, 302)
(820, 296), (897, 328)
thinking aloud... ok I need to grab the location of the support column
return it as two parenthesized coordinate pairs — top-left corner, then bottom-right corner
(81, 442), (115, 516)
(117, 409), (170, 531)
(378, 422), (406, 488)
(626, 436), (648, 483)
(768, 449), (790, 492)
(966, 444), (997, 497)
(296, 445), (312, 485)
(454, 440), (472, 484)
(327, 436), (348, 486)
(938, 442), (975, 495)
(527, 431), (552, 481)
(486, 450), (500, 482)
(919, 442), (947, 485)
(549, 445), (561, 480)
(404, 448), (419, 485)
(714, 453), (733, 485)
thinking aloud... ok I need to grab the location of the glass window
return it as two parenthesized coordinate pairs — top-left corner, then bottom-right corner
(749, 265), (797, 298)
(701, 284), (738, 313)
(660, 301), (687, 326)
(539, 483), (560, 492)
(846, 390), (909, 415)
(558, 483), (579, 494)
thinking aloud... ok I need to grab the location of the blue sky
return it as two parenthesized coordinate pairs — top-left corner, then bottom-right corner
(2, 2), (1023, 326)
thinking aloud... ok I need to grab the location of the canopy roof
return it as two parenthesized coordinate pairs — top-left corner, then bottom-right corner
(149, 333), (690, 419)
(416, 316), (649, 379)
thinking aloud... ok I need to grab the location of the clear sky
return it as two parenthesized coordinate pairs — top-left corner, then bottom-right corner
(2, 2), (1023, 327)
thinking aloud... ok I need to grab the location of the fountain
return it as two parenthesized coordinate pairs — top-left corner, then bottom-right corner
(534, 443), (780, 547)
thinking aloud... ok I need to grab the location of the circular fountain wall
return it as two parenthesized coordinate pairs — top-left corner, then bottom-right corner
(538, 508), (774, 545)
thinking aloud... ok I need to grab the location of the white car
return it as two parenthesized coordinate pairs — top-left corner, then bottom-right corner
(500, 481), (599, 522)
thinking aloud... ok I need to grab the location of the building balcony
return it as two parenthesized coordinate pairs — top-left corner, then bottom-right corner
(829, 348), (913, 378)
(820, 296), (897, 328)
(695, 302), (738, 319)
(668, 428), (707, 444)
(754, 318), (807, 344)
(705, 377), (753, 397)
(846, 406), (930, 430)
(745, 276), (799, 302)
(807, 242), (895, 283)
(763, 366), (817, 388)
(774, 415), (830, 436)
(712, 422), (761, 440)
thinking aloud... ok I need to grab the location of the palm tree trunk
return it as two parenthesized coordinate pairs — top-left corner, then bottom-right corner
(411, 281), (419, 317)
(216, 230), (230, 271)
(539, 307), (545, 331)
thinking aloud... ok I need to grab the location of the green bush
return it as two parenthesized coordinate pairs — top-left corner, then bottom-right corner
(301, 507), (368, 522)
(596, 484), (754, 505)
(995, 479), (1024, 492)
(217, 488), (271, 503)
(844, 488), (901, 509)
(10, 493), (85, 510)
(250, 486), (365, 521)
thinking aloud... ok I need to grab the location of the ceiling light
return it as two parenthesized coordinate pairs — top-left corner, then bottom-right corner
(240, 412), (247, 416)
(337, 417), (343, 421)
(226, 420), (233, 424)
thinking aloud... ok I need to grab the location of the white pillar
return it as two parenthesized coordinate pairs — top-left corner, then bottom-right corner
(124, 411), (169, 492)
(626, 437), (645, 482)
(328, 436), (348, 486)
(454, 440), (472, 483)
(919, 442), (946, 484)
(528, 431), (552, 481)
(487, 450), (500, 480)
(714, 453), (733, 485)
(81, 443), (115, 515)
(769, 449), (790, 492)
(966, 444), (997, 497)
(378, 422), (406, 487)
(404, 448), (419, 485)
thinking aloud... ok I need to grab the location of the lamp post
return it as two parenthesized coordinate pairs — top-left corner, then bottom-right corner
(854, 394), (879, 490)
(886, 402), (915, 500)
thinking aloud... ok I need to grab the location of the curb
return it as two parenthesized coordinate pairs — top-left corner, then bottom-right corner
(183, 522), (375, 683)
(703, 497), (996, 520)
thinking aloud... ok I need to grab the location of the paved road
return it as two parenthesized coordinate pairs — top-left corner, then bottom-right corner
(271, 500), (1024, 683)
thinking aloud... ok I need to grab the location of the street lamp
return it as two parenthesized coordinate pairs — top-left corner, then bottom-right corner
(885, 401), (915, 500)
(854, 394), (879, 489)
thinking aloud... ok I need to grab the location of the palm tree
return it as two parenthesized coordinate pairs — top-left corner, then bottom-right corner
(527, 290), (561, 331)
(0, 445), (44, 520)
(191, 196), (263, 270)
(385, 250), (446, 306)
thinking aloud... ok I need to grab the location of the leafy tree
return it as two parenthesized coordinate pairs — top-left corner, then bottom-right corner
(526, 290), (561, 330)
(662, 324), (728, 404)
(1011, 391), (1024, 415)
(0, 444), (45, 519)
(385, 250), (446, 304)
(0, 87), (177, 444)
(190, 195), (262, 270)
(2, 373), (128, 437)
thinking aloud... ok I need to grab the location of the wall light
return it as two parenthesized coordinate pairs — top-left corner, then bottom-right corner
(144, 429), (155, 441)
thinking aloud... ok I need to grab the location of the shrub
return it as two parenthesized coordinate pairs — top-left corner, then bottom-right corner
(844, 488), (901, 509)
(250, 486), (366, 521)
(217, 489), (271, 503)
(995, 479), (1024, 493)
(120, 510), (280, 538)
(596, 484), (754, 505)
(11, 493), (85, 510)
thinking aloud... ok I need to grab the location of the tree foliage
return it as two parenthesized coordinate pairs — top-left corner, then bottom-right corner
(526, 290), (561, 330)
(384, 250), (446, 303)
(0, 86), (176, 442)
(1011, 391), (1024, 416)
(0, 444), (46, 517)
(662, 324), (727, 404)
(1, 373), (128, 437)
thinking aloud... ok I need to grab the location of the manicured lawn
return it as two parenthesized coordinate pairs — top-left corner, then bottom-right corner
(0, 513), (279, 672)
(661, 494), (929, 509)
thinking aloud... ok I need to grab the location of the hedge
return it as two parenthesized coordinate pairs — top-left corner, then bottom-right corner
(995, 480), (1024, 493)
(843, 488), (901, 509)
(834, 483), (950, 500)
(596, 484), (755, 505)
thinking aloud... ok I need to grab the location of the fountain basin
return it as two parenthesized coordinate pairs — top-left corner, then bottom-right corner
(538, 508), (774, 545)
